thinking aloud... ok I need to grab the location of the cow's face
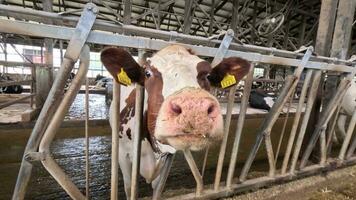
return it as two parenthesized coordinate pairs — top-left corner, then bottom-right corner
(101, 45), (250, 151)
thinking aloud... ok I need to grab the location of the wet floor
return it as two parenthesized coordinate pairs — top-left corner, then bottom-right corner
(65, 94), (109, 120)
(0, 115), (298, 200)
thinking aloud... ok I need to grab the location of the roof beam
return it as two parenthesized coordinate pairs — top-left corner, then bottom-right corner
(183, 0), (194, 34)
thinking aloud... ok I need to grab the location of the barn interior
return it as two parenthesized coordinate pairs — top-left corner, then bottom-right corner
(0, 0), (356, 199)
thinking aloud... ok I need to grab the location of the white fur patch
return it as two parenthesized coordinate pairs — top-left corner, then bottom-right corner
(149, 45), (205, 97)
(264, 97), (275, 108)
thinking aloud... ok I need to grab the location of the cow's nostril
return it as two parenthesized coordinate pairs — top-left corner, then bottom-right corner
(170, 103), (182, 115)
(207, 104), (215, 115)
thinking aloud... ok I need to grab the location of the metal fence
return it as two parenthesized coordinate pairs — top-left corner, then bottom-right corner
(1, 3), (356, 200)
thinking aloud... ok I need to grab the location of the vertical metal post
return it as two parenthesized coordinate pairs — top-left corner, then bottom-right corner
(214, 84), (237, 190)
(289, 71), (322, 173)
(339, 107), (356, 160)
(85, 77), (90, 198)
(130, 49), (146, 200)
(239, 48), (313, 181)
(211, 29), (235, 190)
(183, 0), (194, 34)
(111, 81), (120, 200)
(184, 150), (203, 196)
(281, 69), (312, 174)
(300, 76), (354, 168)
(226, 64), (254, 188)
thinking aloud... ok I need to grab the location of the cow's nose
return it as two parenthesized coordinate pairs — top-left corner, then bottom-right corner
(168, 97), (219, 118)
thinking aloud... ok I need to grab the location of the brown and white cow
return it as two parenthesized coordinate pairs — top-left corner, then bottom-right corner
(100, 45), (250, 199)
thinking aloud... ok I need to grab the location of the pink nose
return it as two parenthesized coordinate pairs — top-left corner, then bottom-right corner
(168, 95), (219, 118)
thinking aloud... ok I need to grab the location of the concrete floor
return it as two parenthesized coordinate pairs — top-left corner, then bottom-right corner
(224, 164), (356, 200)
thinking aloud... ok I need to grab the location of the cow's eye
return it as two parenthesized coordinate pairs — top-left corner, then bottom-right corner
(145, 69), (153, 78)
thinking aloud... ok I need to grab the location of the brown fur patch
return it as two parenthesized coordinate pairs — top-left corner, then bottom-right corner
(144, 65), (164, 136)
(100, 47), (144, 85)
(196, 61), (212, 91)
(207, 57), (251, 87)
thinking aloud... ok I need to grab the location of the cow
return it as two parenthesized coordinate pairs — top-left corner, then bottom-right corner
(337, 80), (356, 140)
(100, 45), (251, 199)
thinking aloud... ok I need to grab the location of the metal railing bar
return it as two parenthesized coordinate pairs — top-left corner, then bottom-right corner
(38, 45), (89, 200)
(214, 84), (237, 190)
(338, 107), (356, 161)
(166, 157), (356, 200)
(0, 80), (32, 87)
(239, 47), (313, 181)
(130, 84), (145, 200)
(110, 81), (120, 200)
(11, 4), (97, 199)
(226, 64), (255, 188)
(0, 93), (35, 109)
(281, 69), (313, 174)
(289, 70), (322, 174)
(300, 71), (356, 168)
(0, 4), (354, 66)
(84, 77), (90, 198)
(184, 149), (204, 196)
(212, 29), (235, 191)
(0, 19), (355, 73)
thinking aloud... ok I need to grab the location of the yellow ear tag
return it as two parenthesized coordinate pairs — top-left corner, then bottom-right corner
(220, 74), (236, 88)
(117, 68), (132, 86)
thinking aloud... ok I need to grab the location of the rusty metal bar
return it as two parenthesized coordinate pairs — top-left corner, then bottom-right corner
(38, 45), (89, 200)
(239, 47), (313, 181)
(281, 69), (313, 174)
(226, 64), (255, 188)
(111, 81), (120, 200)
(339, 107), (356, 160)
(12, 4), (97, 199)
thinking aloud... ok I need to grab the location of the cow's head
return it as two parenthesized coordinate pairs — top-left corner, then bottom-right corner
(101, 45), (250, 151)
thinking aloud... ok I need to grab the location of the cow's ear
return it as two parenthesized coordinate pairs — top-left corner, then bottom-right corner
(100, 47), (144, 86)
(207, 57), (251, 88)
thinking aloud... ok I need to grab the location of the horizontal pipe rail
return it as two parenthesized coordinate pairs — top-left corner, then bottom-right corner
(167, 157), (356, 200)
(0, 80), (32, 87)
(0, 60), (45, 67)
(0, 93), (35, 109)
(0, 4), (353, 66)
(0, 19), (354, 73)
